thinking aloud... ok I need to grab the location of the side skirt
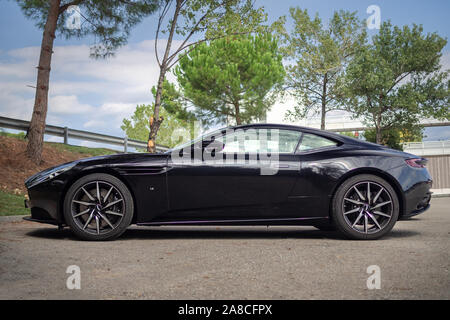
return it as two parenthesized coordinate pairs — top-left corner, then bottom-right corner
(137, 216), (329, 227)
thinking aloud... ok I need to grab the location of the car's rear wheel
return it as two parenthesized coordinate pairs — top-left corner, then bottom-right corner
(332, 174), (399, 240)
(63, 173), (134, 241)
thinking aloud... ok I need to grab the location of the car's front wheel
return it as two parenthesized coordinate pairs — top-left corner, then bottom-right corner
(332, 174), (399, 240)
(63, 173), (134, 241)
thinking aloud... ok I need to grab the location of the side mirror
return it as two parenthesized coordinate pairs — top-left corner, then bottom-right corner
(202, 140), (213, 149)
(202, 140), (225, 154)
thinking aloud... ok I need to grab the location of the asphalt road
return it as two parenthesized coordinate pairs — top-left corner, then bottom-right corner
(0, 198), (449, 300)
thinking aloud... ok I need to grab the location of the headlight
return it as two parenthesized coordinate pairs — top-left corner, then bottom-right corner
(25, 162), (77, 189)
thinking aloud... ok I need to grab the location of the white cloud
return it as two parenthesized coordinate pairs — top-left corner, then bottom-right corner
(0, 41), (447, 140)
(46, 136), (61, 143)
(49, 95), (94, 114)
(0, 39), (183, 137)
(84, 119), (107, 129)
(440, 51), (450, 70)
(99, 102), (136, 115)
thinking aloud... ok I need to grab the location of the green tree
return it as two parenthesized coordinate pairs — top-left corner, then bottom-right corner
(147, 0), (267, 152)
(174, 33), (285, 126)
(281, 8), (366, 129)
(17, 0), (159, 163)
(122, 105), (191, 149)
(339, 131), (358, 138)
(345, 21), (450, 145)
(363, 127), (424, 151)
(122, 81), (194, 149)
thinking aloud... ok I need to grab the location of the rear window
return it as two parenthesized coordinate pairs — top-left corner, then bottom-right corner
(297, 133), (338, 152)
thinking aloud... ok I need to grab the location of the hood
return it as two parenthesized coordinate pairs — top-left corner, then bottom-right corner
(74, 152), (169, 168)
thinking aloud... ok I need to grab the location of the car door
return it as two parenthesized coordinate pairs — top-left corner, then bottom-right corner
(285, 132), (342, 218)
(165, 127), (303, 219)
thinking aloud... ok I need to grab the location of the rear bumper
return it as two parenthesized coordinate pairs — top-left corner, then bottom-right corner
(388, 163), (433, 219)
(403, 182), (432, 217)
(398, 201), (431, 220)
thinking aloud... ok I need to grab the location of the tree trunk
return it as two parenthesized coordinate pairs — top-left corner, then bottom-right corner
(375, 126), (383, 145)
(375, 112), (383, 145)
(234, 102), (241, 125)
(147, 68), (166, 152)
(26, 0), (61, 164)
(147, 0), (182, 153)
(320, 73), (328, 130)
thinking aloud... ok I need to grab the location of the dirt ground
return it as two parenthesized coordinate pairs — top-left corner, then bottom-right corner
(0, 136), (91, 194)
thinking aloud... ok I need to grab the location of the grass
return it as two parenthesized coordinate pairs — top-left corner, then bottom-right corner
(0, 130), (119, 157)
(0, 190), (30, 216)
(0, 131), (27, 139)
(46, 142), (118, 157)
(0, 131), (119, 216)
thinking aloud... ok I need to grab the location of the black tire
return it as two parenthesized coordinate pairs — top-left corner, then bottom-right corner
(312, 221), (336, 231)
(64, 173), (134, 241)
(332, 174), (399, 240)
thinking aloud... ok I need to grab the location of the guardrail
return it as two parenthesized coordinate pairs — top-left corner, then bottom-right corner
(325, 122), (450, 132)
(0, 116), (169, 153)
(300, 117), (450, 132)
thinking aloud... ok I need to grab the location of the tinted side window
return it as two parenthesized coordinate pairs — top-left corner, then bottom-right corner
(219, 129), (302, 154)
(297, 133), (338, 152)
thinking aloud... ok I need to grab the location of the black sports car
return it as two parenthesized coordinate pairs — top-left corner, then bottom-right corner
(24, 124), (432, 240)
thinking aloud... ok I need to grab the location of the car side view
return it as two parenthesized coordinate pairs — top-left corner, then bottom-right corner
(24, 124), (432, 241)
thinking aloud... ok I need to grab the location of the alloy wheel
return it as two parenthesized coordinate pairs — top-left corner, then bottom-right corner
(341, 181), (393, 234)
(70, 180), (125, 235)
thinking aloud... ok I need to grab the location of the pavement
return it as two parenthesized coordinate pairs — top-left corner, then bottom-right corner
(0, 198), (449, 300)
(431, 188), (450, 198)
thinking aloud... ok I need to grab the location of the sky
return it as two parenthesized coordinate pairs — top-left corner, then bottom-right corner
(0, 0), (449, 149)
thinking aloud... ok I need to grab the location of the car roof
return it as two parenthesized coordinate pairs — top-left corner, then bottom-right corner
(228, 123), (381, 148)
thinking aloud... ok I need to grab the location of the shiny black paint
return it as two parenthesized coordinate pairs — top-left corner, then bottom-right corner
(24, 124), (432, 226)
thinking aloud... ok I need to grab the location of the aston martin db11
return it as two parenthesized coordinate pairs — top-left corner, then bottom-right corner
(24, 124), (432, 240)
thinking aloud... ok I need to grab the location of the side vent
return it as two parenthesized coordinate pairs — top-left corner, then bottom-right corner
(116, 166), (167, 175)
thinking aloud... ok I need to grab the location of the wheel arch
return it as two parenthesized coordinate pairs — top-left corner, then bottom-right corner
(59, 167), (138, 224)
(329, 167), (405, 218)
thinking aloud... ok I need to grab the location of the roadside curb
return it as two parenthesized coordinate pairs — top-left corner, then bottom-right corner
(431, 193), (450, 198)
(0, 195), (449, 222)
(0, 215), (27, 222)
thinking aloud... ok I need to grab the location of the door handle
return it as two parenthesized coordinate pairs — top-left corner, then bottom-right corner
(271, 163), (289, 168)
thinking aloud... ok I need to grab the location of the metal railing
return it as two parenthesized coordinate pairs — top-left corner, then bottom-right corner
(326, 121), (450, 133)
(291, 113), (450, 132)
(0, 116), (169, 153)
(403, 140), (450, 156)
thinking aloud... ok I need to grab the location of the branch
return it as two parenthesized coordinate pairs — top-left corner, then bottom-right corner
(386, 71), (412, 95)
(59, 0), (84, 14)
(166, 0), (228, 64)
(158, 0), (183, 71)
(166, 31), (249, 70)
(117, 0), (144, 5)
(155, 0), (173, 68)
(287, 80), (323, 98)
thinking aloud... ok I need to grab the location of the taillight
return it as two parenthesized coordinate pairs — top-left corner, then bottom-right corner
(405, 158), (427, 168)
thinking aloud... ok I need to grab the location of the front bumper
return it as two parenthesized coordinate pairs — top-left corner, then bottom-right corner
(25, 178), (66, 225)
